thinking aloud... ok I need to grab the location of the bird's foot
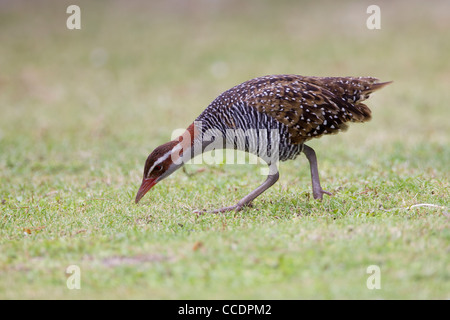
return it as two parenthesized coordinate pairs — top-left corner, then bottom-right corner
(193, 203), (252, 215)
(313, 189), (333, 200)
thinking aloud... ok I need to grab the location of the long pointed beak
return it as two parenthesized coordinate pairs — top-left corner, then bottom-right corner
(135, 177), (158, 204)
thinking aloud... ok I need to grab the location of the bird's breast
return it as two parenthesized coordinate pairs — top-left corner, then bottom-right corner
(196, 102), (304, 163)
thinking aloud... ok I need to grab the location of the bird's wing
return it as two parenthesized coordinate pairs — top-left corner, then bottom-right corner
(241, 74), (374, 144)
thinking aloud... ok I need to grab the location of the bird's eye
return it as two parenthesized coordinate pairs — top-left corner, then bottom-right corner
(154, 165), (163, 172)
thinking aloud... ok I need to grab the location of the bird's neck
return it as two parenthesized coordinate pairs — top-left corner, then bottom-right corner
(170, 121), (228, 167)
(169, 122), (204, 164)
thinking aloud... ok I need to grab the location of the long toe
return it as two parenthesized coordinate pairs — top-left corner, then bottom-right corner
(194, 203), (250, 214)
(193, 206), (237, 215)
(212, 205), (242, 213)
(313, 189), (333, 200)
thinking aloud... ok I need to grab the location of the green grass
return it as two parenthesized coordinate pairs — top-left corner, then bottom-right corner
(0, 0), (449, 299)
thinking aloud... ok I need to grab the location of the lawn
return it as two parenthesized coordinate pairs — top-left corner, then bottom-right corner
(0, 0), (449, 299)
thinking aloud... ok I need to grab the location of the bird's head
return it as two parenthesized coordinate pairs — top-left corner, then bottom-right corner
(135, 140), (184, 204)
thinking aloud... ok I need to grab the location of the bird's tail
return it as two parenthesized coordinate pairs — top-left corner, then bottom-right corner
(359, 80), (393, 101)
(316, 76), (392, 106)
(351, 79), (392, 122)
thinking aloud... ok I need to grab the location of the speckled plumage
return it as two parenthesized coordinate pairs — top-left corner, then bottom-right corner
(196, 74), (391, 161)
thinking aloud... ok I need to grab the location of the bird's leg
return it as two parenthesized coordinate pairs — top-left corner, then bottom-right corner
(195, 166), (279, 214)
(182, 166), (193, 177)
(215, 170), (279, 213)
(302, 145), (332, 200)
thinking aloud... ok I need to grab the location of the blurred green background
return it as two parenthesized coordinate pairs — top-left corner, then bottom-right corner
(0, 0), (448, 299)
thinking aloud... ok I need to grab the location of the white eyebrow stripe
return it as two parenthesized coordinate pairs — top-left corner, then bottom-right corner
(148, 144), (182, 176)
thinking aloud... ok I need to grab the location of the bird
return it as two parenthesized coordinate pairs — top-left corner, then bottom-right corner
(135, 74), (391, 212)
